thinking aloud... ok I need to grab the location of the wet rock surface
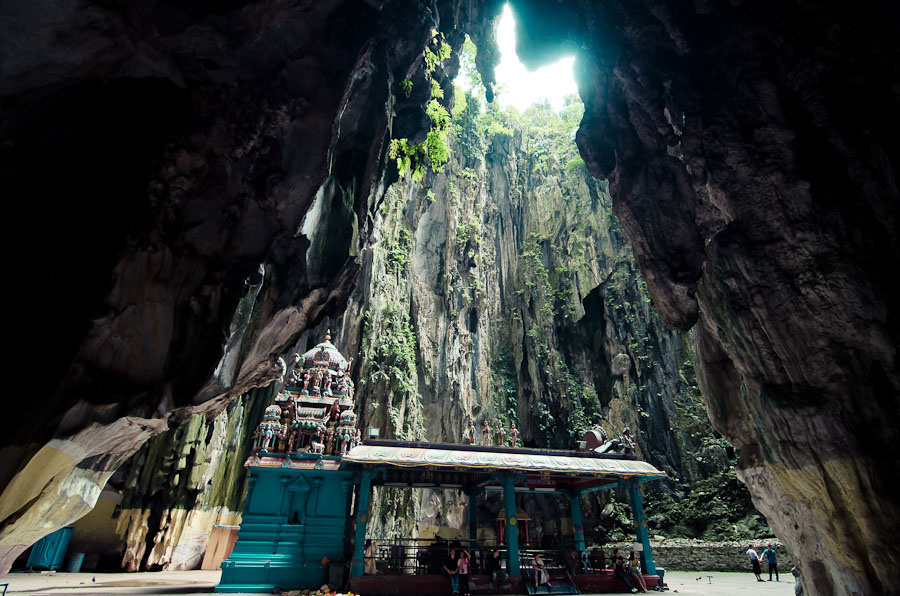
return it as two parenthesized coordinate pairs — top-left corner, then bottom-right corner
(546, 2), (900, 594)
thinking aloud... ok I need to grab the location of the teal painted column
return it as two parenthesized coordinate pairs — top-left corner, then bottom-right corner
(501, 474), (521, 577)
(467, 489), (478, 542)
(568, 490), (585, 554)
(349, 469), (374, 578)
(627, 478), (656, 575)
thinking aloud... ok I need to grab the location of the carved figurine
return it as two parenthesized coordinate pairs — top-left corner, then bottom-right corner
(495, 424), (506, 446)
(288, 431), (297, 453)
(311, 370), (323, 395)
(621, 427), (635, 455)
(465, 420), (476, 445)
(510, 422), (519, 447)
(482, 420), (491, 446)
(260, 425), (275, 452)
(327, 400), (340, 422)
(277, 425), (289, 452)
(325, 425), (335, 455)
(301, 370), (311, 393)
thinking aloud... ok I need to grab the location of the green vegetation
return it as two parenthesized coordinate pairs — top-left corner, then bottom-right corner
(491, 352), (519, 426)
(362, 304), (426, 441)
(644, 467), (773, 540)
(389, 29), (454, 181)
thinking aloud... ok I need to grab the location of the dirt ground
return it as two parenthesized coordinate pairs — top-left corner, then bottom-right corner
(2, 569), (799, 595)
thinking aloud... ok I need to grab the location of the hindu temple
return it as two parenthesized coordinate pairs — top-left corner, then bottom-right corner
(216, 334), (668, 594)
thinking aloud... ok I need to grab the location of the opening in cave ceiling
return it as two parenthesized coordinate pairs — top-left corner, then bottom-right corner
(457, 3), (579, 113)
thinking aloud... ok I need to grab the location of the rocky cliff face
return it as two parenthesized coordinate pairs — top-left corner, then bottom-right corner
(113, 388), (270, 571)
(1, 1), (897, 593)
(547, 3), (900, 594)
(344, 95), (756, 542)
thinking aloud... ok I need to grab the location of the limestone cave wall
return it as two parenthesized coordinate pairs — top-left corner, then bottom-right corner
(344, 97), (746, 542)
(1, 1), (897, 594)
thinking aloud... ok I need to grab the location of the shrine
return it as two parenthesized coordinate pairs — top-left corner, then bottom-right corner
(216, 332), (360, 593)
(216, 334), (668, 594)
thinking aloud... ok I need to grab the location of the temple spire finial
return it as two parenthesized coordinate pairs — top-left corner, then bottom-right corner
(325, 328), (332, 341)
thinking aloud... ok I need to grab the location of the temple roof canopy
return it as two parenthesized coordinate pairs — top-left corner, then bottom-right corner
(341, 441), (666, 490)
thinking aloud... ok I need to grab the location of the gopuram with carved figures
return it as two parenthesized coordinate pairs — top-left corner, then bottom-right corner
(216, 334), (669, 595)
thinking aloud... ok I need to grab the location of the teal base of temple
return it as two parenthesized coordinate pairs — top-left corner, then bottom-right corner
(215, 457), (353, 593)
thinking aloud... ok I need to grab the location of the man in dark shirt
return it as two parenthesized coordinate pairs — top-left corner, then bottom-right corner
(443, 548), (459, 595)
(486, 549), (508, 592)
(613, 549), (638, 593)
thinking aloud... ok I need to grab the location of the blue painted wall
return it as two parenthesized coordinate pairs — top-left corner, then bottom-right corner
(216, 459), (353, 593)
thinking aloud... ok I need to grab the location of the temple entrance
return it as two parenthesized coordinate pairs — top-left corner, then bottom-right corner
(343, 440), (666, 595)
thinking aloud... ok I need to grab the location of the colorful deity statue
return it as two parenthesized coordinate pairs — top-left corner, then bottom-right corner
(495, 424), (506, 446)
(621, 427), (635, 455)
(509, 422), (519, 447)
(255, 405), (283, 452)
(465, 420), (476, 445)
(482, 420), (491, 446)
(337, 409), (358, 454)
(325, 425), (335, 455)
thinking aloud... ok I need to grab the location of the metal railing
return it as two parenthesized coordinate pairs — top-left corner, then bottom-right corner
(364, 538), (571, 576)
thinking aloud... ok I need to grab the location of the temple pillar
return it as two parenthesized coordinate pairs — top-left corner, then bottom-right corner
(501, 473), (520, 577)
(349, 469), (374, 578)
(626, 478), (656, 575)
(568, 490), (585, 554)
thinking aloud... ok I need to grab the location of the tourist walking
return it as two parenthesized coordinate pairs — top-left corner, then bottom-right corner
(613, 548), (638, 593)
(762, 544), (779, 581)
(627, 551), (649, 593)
(747, 544), (764, 582)
(443, 547), (459, 595)
(457, 548), (471, 596)
(486, 549), (508, 592)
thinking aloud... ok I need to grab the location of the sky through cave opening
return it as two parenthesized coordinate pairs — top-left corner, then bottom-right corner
(456, 3), (579, 113)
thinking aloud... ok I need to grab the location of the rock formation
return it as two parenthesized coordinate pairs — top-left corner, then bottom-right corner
(552, 3), (899, 594)
(1, 1), (897, 593)
(345, 93), (738, 539)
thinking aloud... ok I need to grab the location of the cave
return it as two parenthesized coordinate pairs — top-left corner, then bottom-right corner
(1, 1), (898, 595)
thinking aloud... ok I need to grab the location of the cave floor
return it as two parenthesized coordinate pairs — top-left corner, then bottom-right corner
(1, 570), (798, 595)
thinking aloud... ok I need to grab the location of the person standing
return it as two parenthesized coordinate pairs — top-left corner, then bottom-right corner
(457, 548), (471, 596)
(747, 545), (764, 582)
(364, 539), (377, 575)
(613, 549), (638, 593)
(486, 549), (508, 592)
(762, 544), (779, 581)
(532, 553), (550, 588)
(443, 547), (459, 595)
